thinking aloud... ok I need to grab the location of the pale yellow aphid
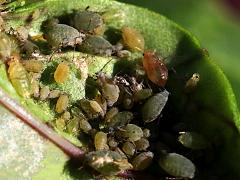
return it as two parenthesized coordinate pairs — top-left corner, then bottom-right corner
(185, 73), (200, 93)
(94, 131), (108, 150)
(54, 62), (70, 84)
(122, 26), (145, 52)
(55, 94), (69, 113)
(8, 57), (31, 98)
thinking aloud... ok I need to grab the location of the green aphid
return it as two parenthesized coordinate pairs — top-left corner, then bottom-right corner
(71, 10), (105, 35)
(122, 141), (135, 156)
(135, 138), (150, 151)
(80, 99), (104, 119)
(131, 151), (153, 171)
(142, 90), (169, 123)
(66, 117), (80, 137)
(78, 35), (113, 56)
(158, 153), (195, 179)
(94, 131), (108, 150)
(79, 118), (92, 134)
(178, 131), (208, 150)
(85, 150), (133, 176)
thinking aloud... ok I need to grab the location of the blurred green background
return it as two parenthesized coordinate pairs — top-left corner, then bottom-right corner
(119, 0), (240, 111)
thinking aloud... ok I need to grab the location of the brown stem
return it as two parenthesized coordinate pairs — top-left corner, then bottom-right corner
(0, 88), (84, 159)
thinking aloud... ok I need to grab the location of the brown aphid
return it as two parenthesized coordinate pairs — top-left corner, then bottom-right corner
(79, 118), (92, 134)
(61, 111), (71, 120)
(185, 73), (200, 93)
(8, 57), (31, 98)
(22, 60), (43, 73)
(55, 94), (69, 113)
(80, 99), (105, 119)
(94, 131), (109, 150)
(143, 51), (168, 87)
(39, 86), (50, 100)
(104, 107), (119, 123)
(122, 26), (145, 52)
(54, 62), (70, 84)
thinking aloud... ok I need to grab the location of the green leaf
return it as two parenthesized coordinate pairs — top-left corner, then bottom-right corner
(1, 0), (240, 179)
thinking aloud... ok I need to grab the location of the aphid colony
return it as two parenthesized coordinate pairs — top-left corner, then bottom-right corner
(0, 8), (206, 179)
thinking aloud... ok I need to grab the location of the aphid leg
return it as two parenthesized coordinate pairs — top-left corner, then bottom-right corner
(85, 6), (90, 11)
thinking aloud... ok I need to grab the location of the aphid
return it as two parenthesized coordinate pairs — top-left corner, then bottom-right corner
(43, 20), (85, 49)
(79, 118), (92, 134)
(97, 73), (120, 106)
(108, 137), (118, 149)
(61, 111), (71, 120)
(21, 60), (43, 73)
(143, 128), (151, 138)
(105, 111), (133, 129)
(131, 151), (154, 171)
(66, 117), (80, 136)
(133, 88), (152, 102)
(142, 90), (169, 123)
(39, 86), (50, 101)
(80, 99), (104, 119)
(135, 138), (150, 151)
(29, 72), (40, 98)
(85, 150), (133, 176)
(54, 62), (70, 84)
(143, 51), (168, 87)
(71, 10), (105, 35)
(7, 57), (31, 98)
(94, 131), (108, 150)
(117, 124), (143, 142)
(122, 26), (145, 52)
(185, 73), (200, 93)
(55, 94), (69, 113)
(158, 153), (195, 179)
(122, 141), (135, 156)
(178, 131), (208, 150)
(0, 32), (19, 61)
(48, 89), (61, 98)
(122, 93), (134, 109)
(55, 117), (66, 131)
(22, 40), (40, 57)
(95, 92), (107, 116)
(104, 107), (119, 123)
(78, 35), (113, 56)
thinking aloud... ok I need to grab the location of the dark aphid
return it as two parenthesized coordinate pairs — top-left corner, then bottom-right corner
(85, 150), (132, 176)
(142, 90), (169, 123)
(79, 118), (92, 134)
(122, 141), (136, 156)
(8, 57), (31, 98)
(178, 131), (208, 150)
(122, 26), (145, 52)
(135, 138), (150, 151)
(39, 86), (50, 100)
(71, 10), (105, 35)
(22, 40), (40, 57)
(131, 151), (154, 171)
(133, 88), (152, 102)
(117, 124), (143, 142)
(158, 153), (195, 179)
(185, 73), (200, 93)
(105, 111), (133, 129)
(78, 35), (113, 56)
(21, 60), (43, 73)
(80, 99), (104, 119)
(48, 89), (61, 98)
(54, 62), (70, 84)
(143, 128), (151, 138)
(55, 94), (69, 113)
(143, 50), (168, 87)
(43, 20), (85, 49)
(94, 131), (108, 150)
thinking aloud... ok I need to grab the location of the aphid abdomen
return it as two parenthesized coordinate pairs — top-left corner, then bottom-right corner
(8, 60), (31, 98)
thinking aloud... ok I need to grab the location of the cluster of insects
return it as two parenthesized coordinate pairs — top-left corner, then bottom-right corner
(0, 7), (207, 179)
